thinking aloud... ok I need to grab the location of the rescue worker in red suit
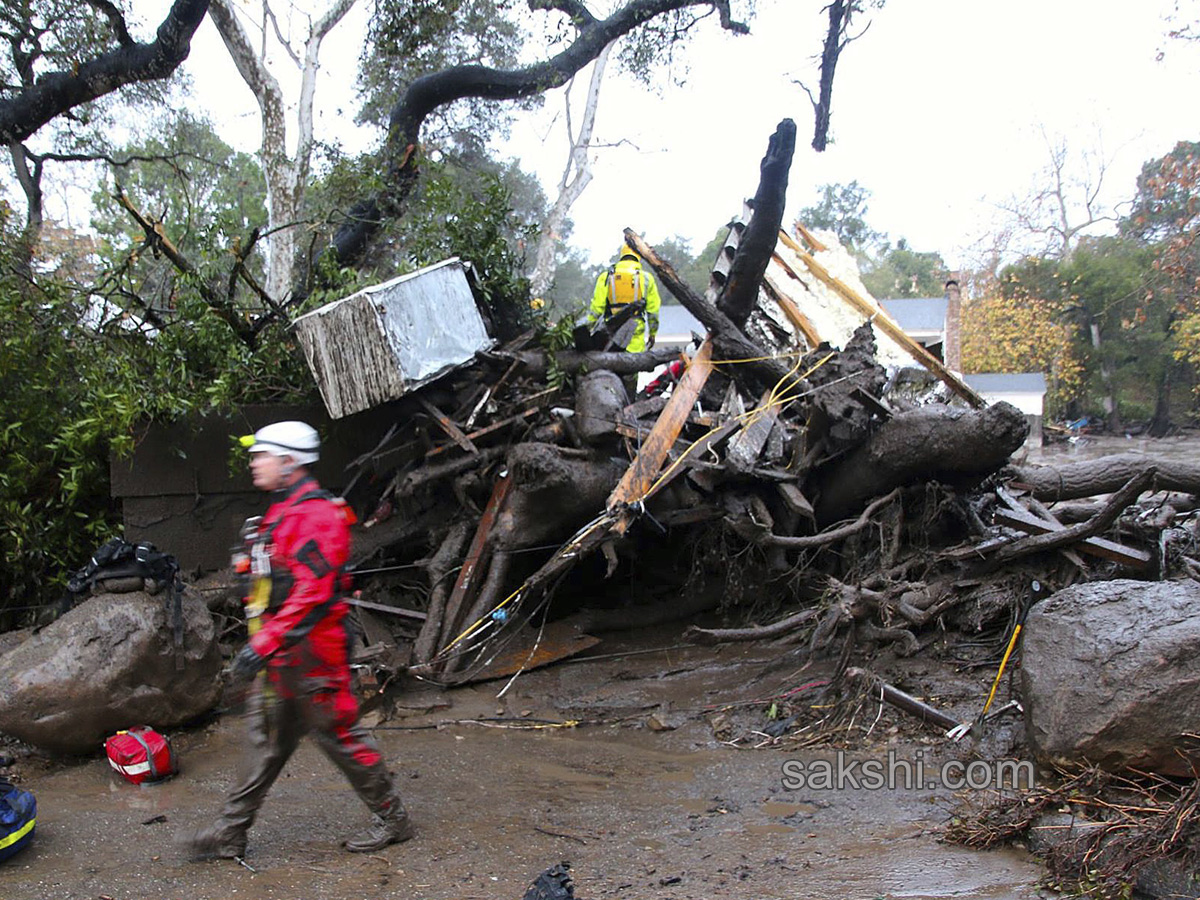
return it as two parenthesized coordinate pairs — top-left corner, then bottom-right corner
(184, 421), (412, 859)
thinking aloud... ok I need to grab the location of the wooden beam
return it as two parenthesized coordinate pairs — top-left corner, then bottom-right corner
(418, 397), (478, 454)
(607, 338), (715, 534)
(763, 268), (822, 347)
(423, 396), (550, 459)
(436, 472), (513, 656)
(347, 596), (427, 622)
(774, 230), (986, 409)
(993, 506), (1150, 570)
(793, 220), (829, 252)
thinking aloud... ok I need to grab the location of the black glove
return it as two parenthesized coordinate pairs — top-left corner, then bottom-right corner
(229, 644), (265, 682)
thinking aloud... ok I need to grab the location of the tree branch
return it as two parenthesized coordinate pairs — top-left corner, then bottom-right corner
(114, 185), (260, 349)
(329, 0), (748, 272)
(0, 0), (210, 144)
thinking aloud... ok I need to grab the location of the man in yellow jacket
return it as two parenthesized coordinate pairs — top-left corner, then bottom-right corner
(587, 244), (662, 352)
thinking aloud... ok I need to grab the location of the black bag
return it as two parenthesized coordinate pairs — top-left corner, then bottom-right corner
(67, 538), (179, 595)
(56, 539), (186, 668)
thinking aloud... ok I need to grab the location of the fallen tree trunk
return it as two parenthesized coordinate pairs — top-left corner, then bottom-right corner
(716, 118), (794, 330)
(506, 345), (680, 377)
(1008, 454), (1200, 501)
(813, 402), (1029, 525)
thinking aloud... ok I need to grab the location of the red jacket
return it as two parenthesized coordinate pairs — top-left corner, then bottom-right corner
(248, 476), (352, 669)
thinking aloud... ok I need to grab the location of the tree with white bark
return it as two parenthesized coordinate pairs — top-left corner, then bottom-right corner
(206, 0), (358, 304)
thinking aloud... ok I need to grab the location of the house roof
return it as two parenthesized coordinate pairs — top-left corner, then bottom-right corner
(964, 373), (1047, 394)
(879, 297), (946, 334)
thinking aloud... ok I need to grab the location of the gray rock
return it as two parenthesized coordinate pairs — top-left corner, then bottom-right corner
(0, 590), (222, 755)
(1020, 578), (1200, 776)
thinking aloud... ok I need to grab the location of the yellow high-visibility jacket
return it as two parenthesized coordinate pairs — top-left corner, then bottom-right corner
(586, 255), (662, 352)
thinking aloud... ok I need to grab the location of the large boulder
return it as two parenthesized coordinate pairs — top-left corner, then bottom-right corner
(1020, 578), (1200, 776)
(0, 590), (222, 755)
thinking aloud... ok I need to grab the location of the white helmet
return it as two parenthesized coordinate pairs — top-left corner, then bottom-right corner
(248, 421), (320, 465)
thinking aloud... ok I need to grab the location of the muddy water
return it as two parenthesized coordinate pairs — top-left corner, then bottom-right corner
(0, 636), (1054, 900)
(1024, 431), (1200, 466)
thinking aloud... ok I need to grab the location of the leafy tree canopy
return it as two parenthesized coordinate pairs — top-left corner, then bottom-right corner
(797, 180), (882, 253)
(860, 238), (949, 299)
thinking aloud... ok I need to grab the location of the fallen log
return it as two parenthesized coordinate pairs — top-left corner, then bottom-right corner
(812, 402), (1029, 525)
(1008, 453), (1200, 501)
(505, 345), (680, 377)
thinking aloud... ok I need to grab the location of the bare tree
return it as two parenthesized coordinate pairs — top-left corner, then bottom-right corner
(995, 128), (1119, 260)
(527, 40), (615, 299)
(795, 0), (881, 152)
(207, 0), (357, 304)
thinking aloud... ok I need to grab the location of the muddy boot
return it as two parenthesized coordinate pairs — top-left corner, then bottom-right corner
(343, 806), (414, 853)
(179, 822), (247, 860)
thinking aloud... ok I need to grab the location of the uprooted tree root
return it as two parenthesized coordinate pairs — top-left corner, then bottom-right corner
(945, 767), (1200, 899)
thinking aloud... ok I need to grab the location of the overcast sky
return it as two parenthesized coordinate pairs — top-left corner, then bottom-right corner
(172, 0), (1200, 271)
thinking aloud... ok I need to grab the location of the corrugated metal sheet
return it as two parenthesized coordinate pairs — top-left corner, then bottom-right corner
(292, 258), (493, 419)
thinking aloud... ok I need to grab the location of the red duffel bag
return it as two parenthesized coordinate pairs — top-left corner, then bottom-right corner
(105, 726), (176, 785)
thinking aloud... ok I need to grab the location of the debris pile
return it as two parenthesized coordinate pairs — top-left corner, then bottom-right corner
(219, 120), (1200, 722)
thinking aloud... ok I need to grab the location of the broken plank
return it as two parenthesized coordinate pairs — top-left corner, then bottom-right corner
(776, 482), (815, 522)
(774, 230), (986, 410)
(607, 338), (715, 534)
(424, 401), (545, 459)
(993, 506), (1150, 569)
(437, 472), (513, 657)
(418, 396), (479, 454)
(347, 596), (428, 622)
(726, 388), (782, 471)
(995, 487), (1087, 570)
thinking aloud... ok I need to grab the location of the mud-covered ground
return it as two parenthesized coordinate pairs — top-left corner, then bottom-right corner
(11, 431), (1191, 900)
(0, 624), (1053, 900)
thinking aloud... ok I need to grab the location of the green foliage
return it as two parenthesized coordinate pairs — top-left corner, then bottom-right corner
(861, 239), (950, 299)
(531, 302), (578, 389)
(0, 212), (126, 619)
(1121, 139), (1200, 243)
(387, 159), (535, 339)
(91, 113), (268, 258)
(799, 181), (884, 253)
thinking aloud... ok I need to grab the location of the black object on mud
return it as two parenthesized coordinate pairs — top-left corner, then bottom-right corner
(523, 862), (575, 900)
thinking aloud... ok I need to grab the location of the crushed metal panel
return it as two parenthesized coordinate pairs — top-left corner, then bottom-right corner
(293, 258), (494, 419)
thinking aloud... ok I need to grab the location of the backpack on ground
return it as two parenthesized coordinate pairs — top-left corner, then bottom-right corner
(0, 779), (36, 862)
(105, 726), (177, 785)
